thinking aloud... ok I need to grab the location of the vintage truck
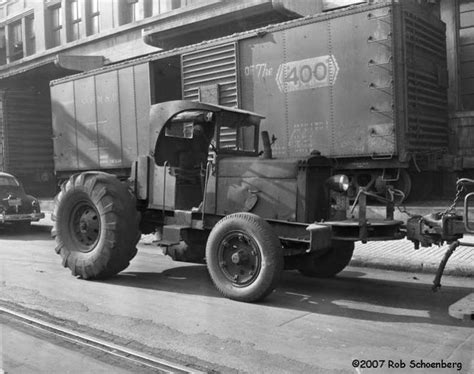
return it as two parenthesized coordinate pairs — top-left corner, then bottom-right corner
(51, 101), (472, 302)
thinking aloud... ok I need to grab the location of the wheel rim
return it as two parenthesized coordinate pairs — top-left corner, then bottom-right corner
(217, 230), (261, 287)
(69, 200), (101, 252)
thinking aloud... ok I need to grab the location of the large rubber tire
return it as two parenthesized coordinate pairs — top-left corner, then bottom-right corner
(51, 172), (140, 279)
(298, 241), (354, 278)
(206, 213), (283, 302)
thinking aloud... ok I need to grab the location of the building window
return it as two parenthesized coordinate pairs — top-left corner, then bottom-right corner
(143, 0), (152, 17)
(459, 0), (474, 111)
(25, 14), (35, 56)
(171, 0), (181, 9)
(9, 20), (23, 61)
(119, 0), (139, 25)
(87, 0), (100, 35)
(0, 27), (6, 65)
(68, 0), (81, 41)
(153, 0), (200, 15)
(49, 4), (62, 47)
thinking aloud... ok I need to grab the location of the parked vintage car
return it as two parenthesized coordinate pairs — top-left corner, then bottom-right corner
(0, 172), (44, 229)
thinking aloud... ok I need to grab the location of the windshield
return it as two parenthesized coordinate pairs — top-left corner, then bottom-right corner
(215, 111), (259, 155)
(0, 175), (20, 187)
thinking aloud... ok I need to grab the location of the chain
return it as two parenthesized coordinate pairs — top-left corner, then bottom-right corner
(386, 187), (419, 218)
(395, 183), (465, 219)
(387, 178), (471, 219)
(442, 182), (465, 216)
(396, 203), (418, 218)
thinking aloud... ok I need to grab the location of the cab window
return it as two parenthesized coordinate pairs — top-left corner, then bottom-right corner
(215, 112), (259, 155)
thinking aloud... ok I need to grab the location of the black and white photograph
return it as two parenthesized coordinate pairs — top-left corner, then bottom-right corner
(0, 0), (473, 373)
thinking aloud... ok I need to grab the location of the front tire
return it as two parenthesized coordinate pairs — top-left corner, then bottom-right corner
(298, 241), (354, 278)
(52, 172), (140, 279)
(206, 213), (283, 302)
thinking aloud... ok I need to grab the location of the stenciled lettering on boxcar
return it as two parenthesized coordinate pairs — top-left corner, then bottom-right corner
(276, 55), (339, 93)
(287, 122), (330, 155)
(244, 63), (273, 79)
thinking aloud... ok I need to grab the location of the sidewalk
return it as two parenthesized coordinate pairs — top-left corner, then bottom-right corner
(352, 239), (473, 277)
(37, 200), (474, 278)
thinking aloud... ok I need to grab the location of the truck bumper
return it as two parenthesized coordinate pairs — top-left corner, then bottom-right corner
(306, 223), (332, 252)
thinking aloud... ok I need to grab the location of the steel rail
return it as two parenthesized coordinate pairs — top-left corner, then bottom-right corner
(0, 306), (205, 374)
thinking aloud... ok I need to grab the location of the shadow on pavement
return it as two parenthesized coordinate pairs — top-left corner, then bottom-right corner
(0, 224), (52, 241)
(104, 264), (473, 327)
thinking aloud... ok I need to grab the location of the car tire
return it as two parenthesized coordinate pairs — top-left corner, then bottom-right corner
(206, 213), (283, 302)
(298, 241), (354, 278)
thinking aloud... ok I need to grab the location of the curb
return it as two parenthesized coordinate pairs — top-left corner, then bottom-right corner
(349, 256), (474, 277)
(448, 293), (474, 321)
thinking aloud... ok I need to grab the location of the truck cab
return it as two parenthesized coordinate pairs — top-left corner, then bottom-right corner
(134, 100), (333, 226)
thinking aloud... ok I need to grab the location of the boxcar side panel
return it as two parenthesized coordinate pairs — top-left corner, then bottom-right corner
(330, 6), (395, 158)
(239, 31), (290, 157)
(133, 63), (152, 158)
(74, 76), (99, 170)
(283, 21), (332, 158)
(51, 62), (151, 176)
(239, 5), (397, 159)
(95, 71), (123, 169)
(118, 66), (139, 166)
(51, 82), (79, 172)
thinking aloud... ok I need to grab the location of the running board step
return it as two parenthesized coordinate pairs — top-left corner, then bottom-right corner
(156, 224), (190, 247)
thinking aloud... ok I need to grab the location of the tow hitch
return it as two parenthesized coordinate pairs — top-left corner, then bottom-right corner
(405, 178), (474, 291)
(327, 179), (474, 292)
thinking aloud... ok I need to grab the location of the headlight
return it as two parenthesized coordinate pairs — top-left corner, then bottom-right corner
(326, 174), (350, 193)
(31, 199), (40, 211)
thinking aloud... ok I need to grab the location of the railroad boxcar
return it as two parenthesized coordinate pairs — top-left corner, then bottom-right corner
(50, 1), (448, 198)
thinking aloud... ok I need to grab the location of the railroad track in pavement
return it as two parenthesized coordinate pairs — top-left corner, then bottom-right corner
(0, 305), (204, 374)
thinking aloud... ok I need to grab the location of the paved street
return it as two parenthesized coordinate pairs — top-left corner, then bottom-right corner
(0, 225), (473, 373)
(0, 314), (142, 374)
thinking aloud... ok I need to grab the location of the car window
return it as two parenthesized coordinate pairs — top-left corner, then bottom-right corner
(0, 176), (20, 187)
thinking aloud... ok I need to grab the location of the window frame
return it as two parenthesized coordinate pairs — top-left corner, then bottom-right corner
(49, 3), (62, 47)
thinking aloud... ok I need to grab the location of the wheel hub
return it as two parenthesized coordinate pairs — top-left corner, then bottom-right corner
(218, 231), (261, 286)
(70, 201), (100, 252)
(79, 219), (88, 233)
(231, 250), (249, 265)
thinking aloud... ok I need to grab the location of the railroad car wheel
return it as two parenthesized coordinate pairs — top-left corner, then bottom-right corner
(206, 213), (283, 302)
(298, 241), (354, 278)
(52, 172), (140, 279)
(393, 169), (412, 199)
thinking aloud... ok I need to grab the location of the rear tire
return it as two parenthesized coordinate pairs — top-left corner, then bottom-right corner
(298, 241), (354, 278)
(206, 213), (283, 302)
(52, 172), (140, 279)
